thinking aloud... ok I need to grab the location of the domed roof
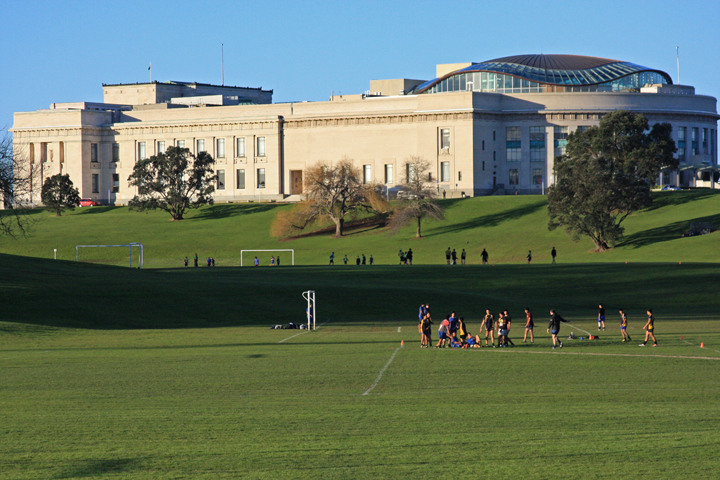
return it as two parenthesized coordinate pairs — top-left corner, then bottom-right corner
(409, 54), (672, 94)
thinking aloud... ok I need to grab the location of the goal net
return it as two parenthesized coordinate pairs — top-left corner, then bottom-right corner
(241, 249), (294, 266)
(76, 243), (144, 268)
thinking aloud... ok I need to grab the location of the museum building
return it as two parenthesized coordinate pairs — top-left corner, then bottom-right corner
(11, 54), (719, 205)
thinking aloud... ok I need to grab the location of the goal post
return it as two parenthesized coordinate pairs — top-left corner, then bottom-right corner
(76, 243), (144, 268)
(241, 249), (294, 266)
(302, 290), (316, 330)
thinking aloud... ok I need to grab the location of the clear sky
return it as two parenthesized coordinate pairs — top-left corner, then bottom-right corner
(2, 0), (719, 137)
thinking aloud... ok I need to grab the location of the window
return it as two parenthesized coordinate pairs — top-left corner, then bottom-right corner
(112, 143), (120, 162)
(384, 164), (393, 184)
(236, 137), (246, 157)
(257, 137), (266, 156)
(138, 142), (147, 160)
(440, 129), (450, 150)
(554, 126), (569, 157)
(92, 174), (99, 193)
(506, 126), (521, 161)
(363, 165), (372, 184)
(493, 131), (496, 141)
(691, 128), (698, 155)
(217, 170), (225, 190)
(41, 142), (48, 162)
(530, 126), (545, 162)
(482, 161), (485, 171)
(157, 141), (166, 154)
(577, 126), (590, 133)
(678, 127), (686, 159)
(177, 140), (185, 148)
(482, 140), (485, 150)
(216, 138), (225, 158)
(493, 151), (496, 161)
(703, 128), (708, 154)
(532, 168), (543, 185)
(406, 163), (416, 182)
(662, 171), (670, 185)
(257, 168), (266, 188)
(509, 169), (519, 185)
(112, 174), (120, 193)
(458, 171), (462, 181)
(441, 161), (450, 182)
(91, 143), (98, 163)
(197, 139), (205, 153)
(236, 169), (245, 189)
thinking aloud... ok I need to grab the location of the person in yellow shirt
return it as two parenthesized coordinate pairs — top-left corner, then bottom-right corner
(639, 309), (657, 347)
(479, 309), (495, 347)
(619, 309), (632, 342)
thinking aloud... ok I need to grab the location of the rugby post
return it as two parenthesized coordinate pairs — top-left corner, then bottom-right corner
(303, 290), (316, 330)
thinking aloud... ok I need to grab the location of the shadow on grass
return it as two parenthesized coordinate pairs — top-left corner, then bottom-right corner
(617, 213), (720, 248)
(73, 206), (121, 215)
(644, 190), (720, 212)
(57, 458), (142, 479)
(189, 203), (283, 221)
(424, 202), (546, 237)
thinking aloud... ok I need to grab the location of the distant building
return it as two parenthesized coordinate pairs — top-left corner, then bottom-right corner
(11, 55), (719, 205)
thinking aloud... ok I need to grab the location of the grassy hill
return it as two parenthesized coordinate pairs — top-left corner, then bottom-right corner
(1, 190), (719, 267)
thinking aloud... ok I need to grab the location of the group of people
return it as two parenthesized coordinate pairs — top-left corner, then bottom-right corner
(444, 248), (468, 265)
(253, 256), (280, 266)
(329, 252), (374, 265)
(185, 254), (216, 267)
(416, 303), (658, 349)
(398, 249), (413, 265)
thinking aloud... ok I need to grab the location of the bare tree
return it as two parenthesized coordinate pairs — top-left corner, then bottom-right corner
(0, 132), (39, 238)
(389, 156), (444, 238)
(286, 158), (383, 237)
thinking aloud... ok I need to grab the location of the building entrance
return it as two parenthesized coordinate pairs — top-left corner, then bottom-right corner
(290, 170), (303, 194)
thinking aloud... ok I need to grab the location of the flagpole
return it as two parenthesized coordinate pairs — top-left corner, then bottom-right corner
(676, 47), (680, 85)
(221, 44), (224, 86)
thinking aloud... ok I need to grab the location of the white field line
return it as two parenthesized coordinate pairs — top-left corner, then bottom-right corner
(398, 327), (401, 333)
(683, 339), (720, 354)
(363, 345), (403, 396)
(278, 319), (331, 344)
(495, 348), (720, 361)
(565, 323), (592, 336)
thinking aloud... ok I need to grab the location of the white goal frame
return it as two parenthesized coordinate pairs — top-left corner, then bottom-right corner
(241, 249), (294, 266)
(76, 243), (144, 268)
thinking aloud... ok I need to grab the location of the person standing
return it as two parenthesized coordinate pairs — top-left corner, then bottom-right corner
(270, 256), (275, 266)
(451, 249), (458, 265)
(207, 257), (212, 267)
(356, 256), (361, 265)
(184, 256), (188, 267)
(194, 253), (199, 267)
(448, 312), (459, 341)
(343, 255), (348, 265)
(457, 316), (468, 341)
(526, 250), (532, 264)
(547, 309), (567, 349)
(361, 254), (366, 265)
(480, 309), (495, 347)
(445, 247), (451, 265)
(254, 256), (259, 267)
(421, 313), (433, 348)
(398, 249), (404, 265)
(640, 309), (657, 347)
(496, 312), (508, 347)
(407, 248), (413, 265)
(436, 316), (450, 348)
(211, 257), (215, 267)
(418, 304), (427, 342)
(619, 309), (632, 342)
(523, 308), (534, 343)
(504, 310), (515, 346)
(461, 249), (467, 265)
(369, 255), (374, 265)
(277, 257), (280, 266)
(598, 303), (606, 331)
(481, 248), (489, 265)
(329, 252), (335, 265)
(551, 247), (557, 264)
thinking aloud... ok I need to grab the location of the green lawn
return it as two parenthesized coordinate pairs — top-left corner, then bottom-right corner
(2, 189), (719, 267)
(1, 255), (720, 478)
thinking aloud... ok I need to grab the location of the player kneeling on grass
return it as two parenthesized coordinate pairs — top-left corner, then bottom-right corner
(640, 309), (657, 347)
(449, 337), (464, 348)
(547, 309), (568, 349)
(462, 334), (482, 349)
(619, 309), (632, 342)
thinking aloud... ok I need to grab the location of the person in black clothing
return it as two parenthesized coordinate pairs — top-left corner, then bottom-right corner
(481, 248), (489, 265)
(194, 253), (199, 267)
(361, 254), (367, 265)
(503, 310), (515, 346)
(598, 303), (606, 331)
(551, 247), (557, 264)
(356, 256), (361, 265)
(407, 248), (413, 265)
(547, 309), (568, 349)
(451, 249), (457, 265)
(445, 247), (451, 265)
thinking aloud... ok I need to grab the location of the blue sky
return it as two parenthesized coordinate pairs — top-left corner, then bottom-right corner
(2, 0), (719, 135)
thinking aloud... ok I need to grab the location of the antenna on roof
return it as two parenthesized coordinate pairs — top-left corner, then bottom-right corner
(221, 44), (225, 86)
(676, 46), (680, 84)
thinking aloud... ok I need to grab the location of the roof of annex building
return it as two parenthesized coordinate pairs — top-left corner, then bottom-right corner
(101, 80), (272, 92)
(408, 54), (673, 94)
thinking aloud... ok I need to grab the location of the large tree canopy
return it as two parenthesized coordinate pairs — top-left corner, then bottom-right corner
(41, 174), (80, 216)
(548, 110), (677, 251)
(388, 156), (444, 238)
(127, 146), (216, 220)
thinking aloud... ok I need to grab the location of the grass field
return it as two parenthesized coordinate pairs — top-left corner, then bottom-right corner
(2, 255), (720, 478)
(1, 189), (719, 267)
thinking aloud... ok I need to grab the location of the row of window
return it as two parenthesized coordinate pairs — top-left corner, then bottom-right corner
(89, 137), (268, 163)
(362, 162), (460, 185)
(90, 169), (267, 193)
(508, 168), (544, 186)
(505, 126), (570, 162)
(677, 127), (716, 158)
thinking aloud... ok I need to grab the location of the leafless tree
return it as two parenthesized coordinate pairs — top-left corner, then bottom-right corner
(284, 158), (385, 237)
(0, 132), (39, 238)
(389, 156), (444, 238)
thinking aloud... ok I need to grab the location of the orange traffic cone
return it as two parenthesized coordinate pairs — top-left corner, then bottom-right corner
(401, 340), (404, 346)
(700, 342), (704, 348)
(681, 335), (683, 340)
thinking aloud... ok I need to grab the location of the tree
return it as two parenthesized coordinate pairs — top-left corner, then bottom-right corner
(127, 146), (216, 220)
(284, 158), (384, 237)
(548, 110), (677, 251)
(41, 174), (80, 216)
(389, 156), (445, 237)
(0, 132), (40, 237)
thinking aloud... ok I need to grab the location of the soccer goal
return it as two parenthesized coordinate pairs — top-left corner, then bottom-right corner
(76, 243), (144, 268)
(240, 249), (294, 266)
